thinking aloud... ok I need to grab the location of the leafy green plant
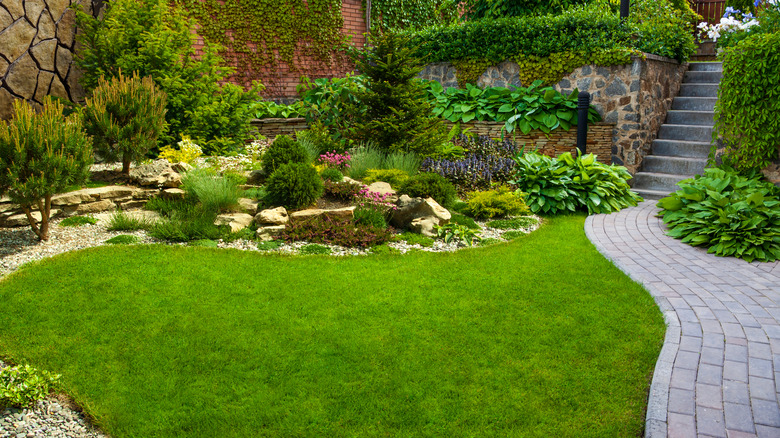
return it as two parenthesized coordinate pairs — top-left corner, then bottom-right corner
(715, 31), (780, 171)
(657, 167), (780, 262)
(257, 240), (283, 251)
(398, 172), (457, 207)
(323, 180), (364, 201)
(105, 235), (140, 245)
(299, 244), (333, 255)
(510, 151), (641, 215)
(75, 0), (261, 150)
(464, 0), (590, 18)
(464, 186), (530, 219)
(282, 216), (393, 248)
(320, 168), (345, 183)
(0, 364), (60, 408)
(628, 0), (698, 62)
(60, 216), (98, 227)
(348, 32), (447, 156)
(181, 169), (242, 213)
(0, 98), (93, 241)
(487, 216), (539, 230)
(369, 0), (459, 32)
(450, 213), (481, 230)
(265, 163), (324, 209)
(298, 75), (367, 147)
(363, 169), (410, 187)
(262, 135), (308, 175)
(354, 206), (389, 229)
(251, 100), (306, 119)
(428, 81), (601, 134)
(158, 136), (204, 164)
(393, 231), (435, 247)
(435, 223), (482, 246)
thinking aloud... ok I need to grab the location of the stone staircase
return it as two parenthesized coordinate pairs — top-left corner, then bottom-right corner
(630, 61), (721, 200)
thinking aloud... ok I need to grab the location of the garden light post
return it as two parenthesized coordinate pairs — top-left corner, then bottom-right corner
(620, 0), (630, 19)
(576, 91), (590, 155)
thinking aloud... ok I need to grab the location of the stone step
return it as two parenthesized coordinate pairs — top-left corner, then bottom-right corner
(652, 139), (712, 158)
(678, 83), (720, 98)
(631, 188), (675, 201)
(665, 110), (715, 126)
(671, 97), (717, 112)
(683, 71), (722, 84)
(658, 124), (713, 142)
(642, 155), (708, 175)
(688, 62), (723, 72)
(630, 172), (690, 192)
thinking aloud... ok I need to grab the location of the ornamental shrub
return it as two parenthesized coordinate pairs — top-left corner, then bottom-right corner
(0, 98), (93, 241)
(363, 169), (410, 187)
(82, 72), (167, 174)
(0, 364), (60, 408)
(282, 215), (393, 248)
(348, 32), (447, 156)
(158, 136), (204, 164)
(320, 168), (344, 183)
(75, 0), (262, 152)
(464, 186), (531, 219)
(398, 172), (457, 207)
(657, 167), (780, 262)
(510, 151), (641, 214)
(262, 135), (308, 175)
(323, 180), (364, 201)
(715, 31), (780, 171)
(628, 0), (698, 62)
(265, 163), (324, 209)
(464, 0), (590, 18)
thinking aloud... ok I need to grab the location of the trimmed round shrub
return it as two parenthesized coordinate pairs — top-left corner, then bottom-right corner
(398, 172), (457, 207)
(262, 135), (307, 175)
(464, 186), (530, 219)
(320, 167), (344, 183)
(265, 163), (324, 209)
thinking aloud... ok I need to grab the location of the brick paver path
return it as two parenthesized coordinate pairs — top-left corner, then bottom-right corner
(585, 200), (780, 438)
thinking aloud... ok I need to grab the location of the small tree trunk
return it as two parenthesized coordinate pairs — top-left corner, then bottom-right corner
(21, 205), (43, 240)
(122, 157), (131, 175)
(38, 196), (51, 241)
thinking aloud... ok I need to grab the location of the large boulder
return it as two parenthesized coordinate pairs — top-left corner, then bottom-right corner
(237, 198), (259, 215)
(215, 213), (254, 233)
(254, 206), (289, 225)
(390, 195), (450, 231)
(129, 160), (182, 188)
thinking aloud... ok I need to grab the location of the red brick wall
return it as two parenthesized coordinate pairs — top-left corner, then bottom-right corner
(191, 0), (366, 99)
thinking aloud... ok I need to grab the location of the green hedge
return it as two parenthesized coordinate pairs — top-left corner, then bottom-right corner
(715, 31), (780, 171)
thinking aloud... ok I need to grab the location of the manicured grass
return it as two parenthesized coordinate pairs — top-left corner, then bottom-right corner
(0, 215), (664, 438)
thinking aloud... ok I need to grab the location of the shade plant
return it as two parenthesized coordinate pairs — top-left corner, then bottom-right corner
(510, 151), (641, 214)
(657, 166), (780, 262)
(0, 98), (93, 241)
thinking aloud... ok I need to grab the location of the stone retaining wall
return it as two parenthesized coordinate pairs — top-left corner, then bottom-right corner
(0, 0), (101, 120)
(0, 186), (159, 228)
(250, 118), (309, 140)
(419, 54), (688, 174)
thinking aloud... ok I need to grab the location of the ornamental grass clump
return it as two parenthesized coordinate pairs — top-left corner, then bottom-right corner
(657, 167), (780, 262)
(82, 72), (167, 174)
(181, 168), (241, 213)
(0, 97), (93, 241)
(510, 151), (641, 215)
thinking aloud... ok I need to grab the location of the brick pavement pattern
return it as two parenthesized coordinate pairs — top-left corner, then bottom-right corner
(585, 200), (780, 438)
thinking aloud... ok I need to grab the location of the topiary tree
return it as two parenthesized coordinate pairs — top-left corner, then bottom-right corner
(265, 163), (324, 209)
(0, 98), (93, 241)
(262, 135), (308, 175)
(348, 32), (447, 156)
(82, 72), (168, 174)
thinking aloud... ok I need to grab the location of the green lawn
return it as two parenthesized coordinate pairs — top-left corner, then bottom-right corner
(0, 215), (664, 437)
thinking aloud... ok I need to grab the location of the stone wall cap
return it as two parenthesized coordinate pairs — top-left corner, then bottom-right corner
(250, 117), (307, 123)
(634, 52), (686, 65)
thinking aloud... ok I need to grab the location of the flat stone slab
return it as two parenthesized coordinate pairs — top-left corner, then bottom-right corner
(585, 201), (780, 438)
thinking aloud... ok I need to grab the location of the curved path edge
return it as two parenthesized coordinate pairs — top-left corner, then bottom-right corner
(585, 201), (780, 438)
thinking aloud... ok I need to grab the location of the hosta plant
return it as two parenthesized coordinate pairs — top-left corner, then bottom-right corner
(657, 167), (780, 262)
(435, 223), (482, 246)
(510, 151), (641, 215)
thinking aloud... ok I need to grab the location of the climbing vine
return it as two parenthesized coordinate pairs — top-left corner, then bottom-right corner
(366, 0), (459, 33)
(177, 0), (348, 91)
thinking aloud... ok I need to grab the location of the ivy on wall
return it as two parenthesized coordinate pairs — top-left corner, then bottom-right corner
(177, 0), (348, 91)
(365, 0), (459, 32)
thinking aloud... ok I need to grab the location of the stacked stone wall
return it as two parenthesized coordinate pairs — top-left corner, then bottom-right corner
(419, 54), (688, 174)
(0, 0), (100, 120)
(249, 118), (309, 139)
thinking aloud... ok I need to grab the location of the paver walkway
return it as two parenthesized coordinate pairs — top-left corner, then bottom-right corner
(585, 200), (780, 438)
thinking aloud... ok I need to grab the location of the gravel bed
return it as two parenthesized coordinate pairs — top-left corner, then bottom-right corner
(0, 213), (540, 437)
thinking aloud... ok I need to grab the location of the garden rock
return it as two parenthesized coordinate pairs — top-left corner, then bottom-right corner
(391, 195), (450, 231)
(254, 206), (289, 225)
(129, 160), (182, 188)
(256, 225), (286, 241)
(215, 213), (254, 233)
(342, 176), (361, 186)
(247, 169), (264, 185)
(290, 207), (355, 220)
(76, 200), (115, 214)
(410, 217), (438, 237)
(51, 191), (93, 206)
(3, 210), (59, 227)
(161, 188), (185, 200)
(171, 162), (193, 173)
(237, 198), (259, 215)
(85, 186), (137, 200)
(367, 182), (397, 202)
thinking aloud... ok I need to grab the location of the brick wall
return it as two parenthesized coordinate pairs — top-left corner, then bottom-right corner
(191, 0), (366, 99)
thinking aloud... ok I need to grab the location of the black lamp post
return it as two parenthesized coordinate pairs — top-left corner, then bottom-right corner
(620, 0), (630, 20)
(576, 92), (591, 155)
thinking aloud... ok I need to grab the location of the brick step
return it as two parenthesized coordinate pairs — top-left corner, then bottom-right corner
(651, 139), (712, 158)
(665, 110), (715, 126)
(678, 83), (720, 98)
(671, 97), (717, 112)
(641, 156), (708, 175)
(657, 124), (713, 142)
